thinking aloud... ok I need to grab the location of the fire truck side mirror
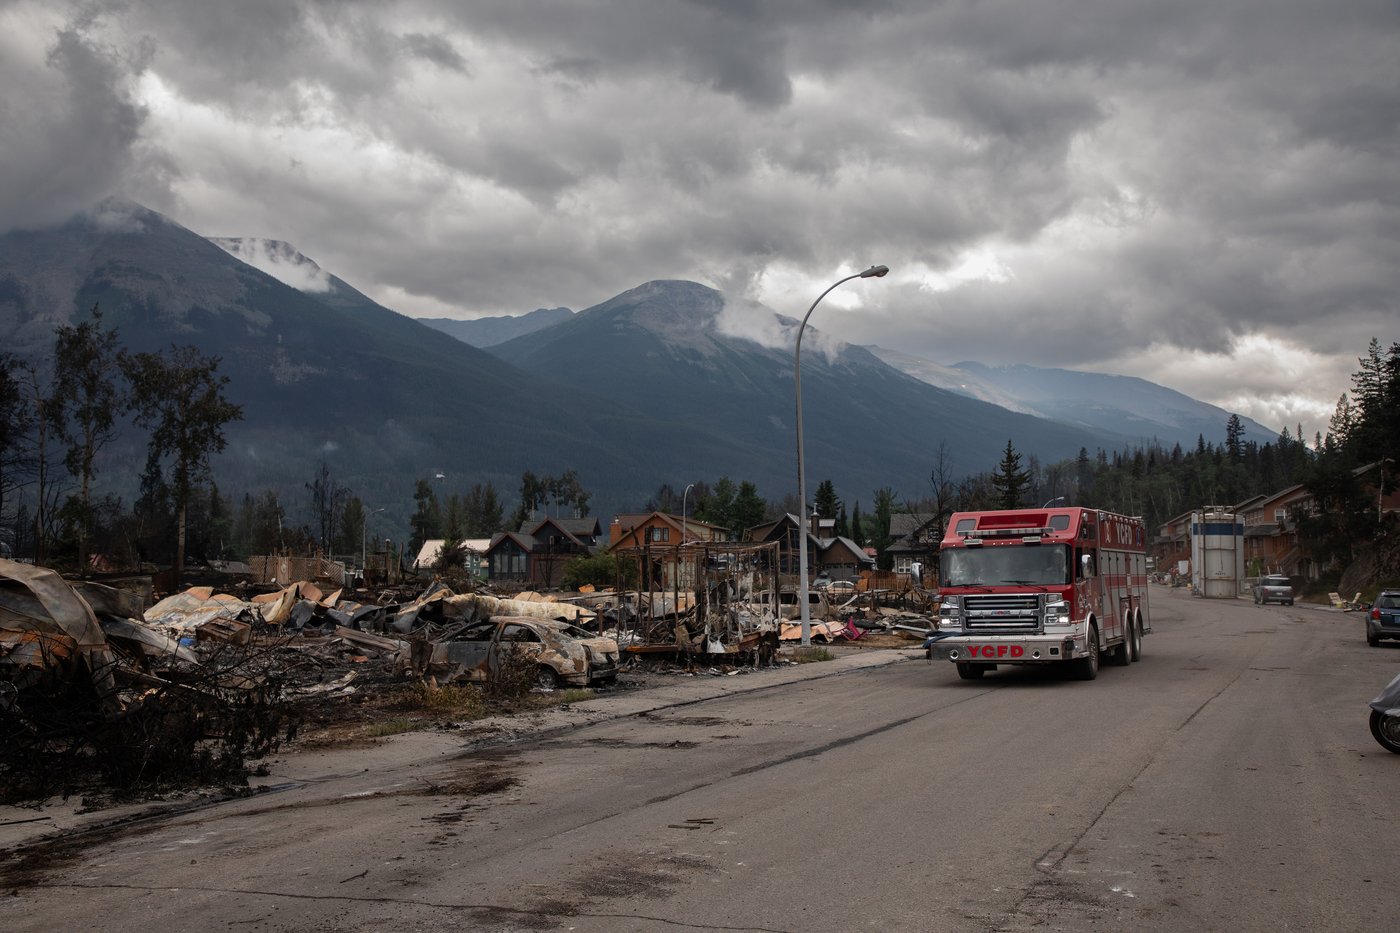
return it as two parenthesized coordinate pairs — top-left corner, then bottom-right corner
(1081, 554), (1095, 577)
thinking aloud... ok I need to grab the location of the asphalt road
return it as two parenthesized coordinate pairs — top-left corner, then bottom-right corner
(6, 587), (1399, 932)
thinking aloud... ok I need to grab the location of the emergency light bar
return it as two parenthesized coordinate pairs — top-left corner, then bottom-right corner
(961, 526), (1054, 539)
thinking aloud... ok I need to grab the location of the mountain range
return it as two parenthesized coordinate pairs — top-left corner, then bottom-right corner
(0, 201), (1272, 531)
(418, 286), (1275, 451)
(418, 307), (574, 348)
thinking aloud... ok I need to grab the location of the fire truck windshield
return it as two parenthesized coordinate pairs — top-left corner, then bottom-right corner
(942, 544), (1070, 587)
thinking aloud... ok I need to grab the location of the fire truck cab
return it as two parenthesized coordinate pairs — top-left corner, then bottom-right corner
(926, 507), (1150, 681)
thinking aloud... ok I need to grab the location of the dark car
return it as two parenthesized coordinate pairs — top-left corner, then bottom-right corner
(1367, 590), (1400, 647)
(1253, 574), (1294, 606)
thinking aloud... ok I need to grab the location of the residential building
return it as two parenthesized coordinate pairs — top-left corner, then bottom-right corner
(484, 516), (602, 588)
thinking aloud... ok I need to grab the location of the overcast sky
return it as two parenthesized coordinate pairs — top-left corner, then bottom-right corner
(4, 0), (1397, 441)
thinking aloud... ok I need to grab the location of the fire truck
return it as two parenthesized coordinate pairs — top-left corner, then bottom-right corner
(925, 507), (1150, 681)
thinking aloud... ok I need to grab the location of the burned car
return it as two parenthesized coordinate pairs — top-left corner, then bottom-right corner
(440, 616), (619, 688)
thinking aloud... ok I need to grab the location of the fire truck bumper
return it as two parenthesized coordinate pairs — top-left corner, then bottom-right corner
(927, 634), (1084, 664)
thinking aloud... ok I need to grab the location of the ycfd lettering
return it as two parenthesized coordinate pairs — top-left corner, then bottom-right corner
(968, 645), (1024, 658)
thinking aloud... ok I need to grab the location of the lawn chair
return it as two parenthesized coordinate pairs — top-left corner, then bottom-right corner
(1329, 592), (1347, 609)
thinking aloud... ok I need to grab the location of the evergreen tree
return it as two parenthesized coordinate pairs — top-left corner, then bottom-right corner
(443, 493), (466, 540)
(990, 440), (1032, 509)
(814, 479), (840, 520)
(337, 496), (365, 555)
(463, 482), (505, 536)
(872, 487), (897, 570)
(698, 477), (738, 531)
(409, 478), (444, 553)
(1326, 393), (1357, 450)
(732, 481), (766, 536)
(851, 502), (865, 547)
(1225, 414), (1245, 462)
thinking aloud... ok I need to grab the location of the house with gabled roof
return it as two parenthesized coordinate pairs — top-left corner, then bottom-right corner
(885, 511), (942, 582)
(745, 513), (874, 582)
(607, 511), (731, 590)
(608, 512), (729, 549)
(484, 515), (603, 588)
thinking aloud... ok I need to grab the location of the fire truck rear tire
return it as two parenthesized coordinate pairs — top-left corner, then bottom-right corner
(956, 662), (985, 680)
(1071, 624), (1099, 681)
(1109, 623), (1132, 666)
(1128, 615), (1143, 662)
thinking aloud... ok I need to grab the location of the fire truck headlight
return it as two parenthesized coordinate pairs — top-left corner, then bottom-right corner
(938, 597), (962, 630)
(1045, 599), (1070, 625)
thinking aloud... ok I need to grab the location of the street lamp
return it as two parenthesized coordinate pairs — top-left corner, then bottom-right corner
(362, 507), (386, 579)
(795, 264), (889, 646)
(1043, 496), (1067, 508)
(1380, 458), (1395, 523)
(681, 483), (696, 543)
(681, 482), (696, 589)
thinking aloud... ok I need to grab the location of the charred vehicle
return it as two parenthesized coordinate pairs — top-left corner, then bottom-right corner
(441, 616), (619, 688)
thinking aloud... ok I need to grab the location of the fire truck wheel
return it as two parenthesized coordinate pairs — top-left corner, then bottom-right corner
(956, 662), (985, 680)
(1110, 621), (1132, 666)
(1129, 616), (1143, 662)
(1071, 624), (1099, 681)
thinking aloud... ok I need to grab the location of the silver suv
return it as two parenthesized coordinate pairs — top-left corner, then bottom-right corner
(1253, 574), (1294, 606)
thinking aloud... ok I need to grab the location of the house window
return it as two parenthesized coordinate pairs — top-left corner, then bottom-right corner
(1274, 509), (1286, 523)
(491, 547), (527, 577)
(649, 527), (670, 543)
(894, 556), (912, 573)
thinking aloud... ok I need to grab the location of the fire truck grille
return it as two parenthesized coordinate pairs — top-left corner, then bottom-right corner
(963, 594), (1041, 630)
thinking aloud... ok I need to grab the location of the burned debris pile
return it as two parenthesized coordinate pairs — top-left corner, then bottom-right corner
(0, 560), (621, 802)
(599, 540), (933, 661)
(0, 560), (292, 801)
(1, 549), (932, 801)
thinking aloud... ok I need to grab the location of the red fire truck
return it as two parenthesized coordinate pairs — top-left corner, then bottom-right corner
(925, 507), (1150, 681)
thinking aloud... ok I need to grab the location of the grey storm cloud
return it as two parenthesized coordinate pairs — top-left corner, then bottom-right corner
(2, 0), (1398, 438)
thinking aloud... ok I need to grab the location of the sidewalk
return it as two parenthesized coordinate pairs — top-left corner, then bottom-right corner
(0, 647), (919, 851)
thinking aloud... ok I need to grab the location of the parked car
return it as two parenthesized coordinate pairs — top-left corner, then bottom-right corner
(1253, 574), (1294, 606)
(1367, 590), (1400, 647)
(441, 616), (619, 687)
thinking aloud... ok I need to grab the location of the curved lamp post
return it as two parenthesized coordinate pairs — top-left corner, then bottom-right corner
(361, 507), (386, 580)
(681, 482), (696, 543)
(681, 482), (696, 588)
(795, 264), (889, 646)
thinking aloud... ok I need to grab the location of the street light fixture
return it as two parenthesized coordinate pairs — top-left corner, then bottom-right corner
(795, 264), (889, 646)
(681, 483), (696, 543)
(1043, 496), (1067, 508)
(362, 507), (386, 581)
(681, 482), (696, 589)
